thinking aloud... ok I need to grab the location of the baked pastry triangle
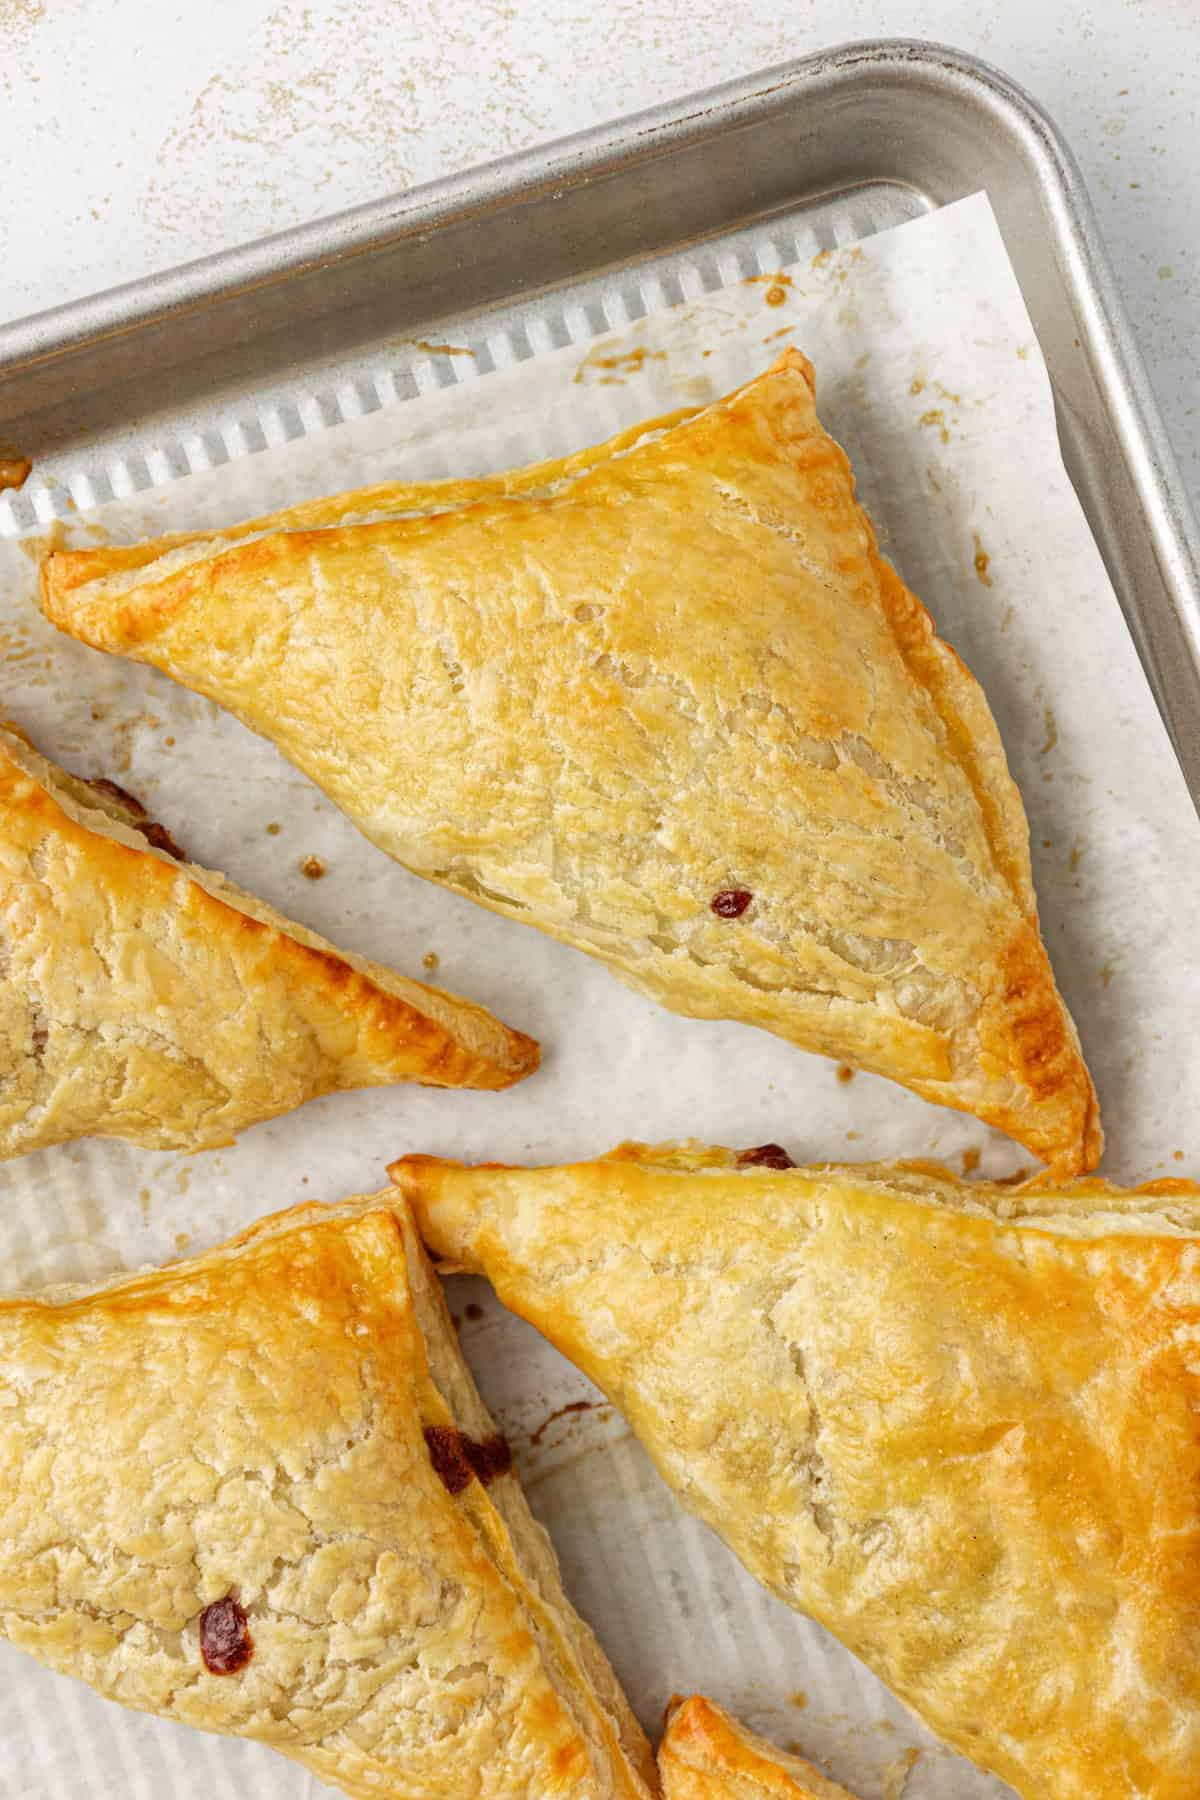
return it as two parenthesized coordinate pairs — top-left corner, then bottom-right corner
(0, 1193), (654, 1799)
(41, 352), (1098, 1174)
(660, 1697), (859, 1800)
(393, 1140), (1200, 1800)
(0, 723), (536, 1158)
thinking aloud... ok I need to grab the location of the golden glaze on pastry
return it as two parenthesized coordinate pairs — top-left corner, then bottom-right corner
(393, 1141), (1200, 1800)
(0, 723), (536, 1158)
(660, 1697), (860, 1800)
(0, 1195), (654, 1799)
(41, 352), (1098, 1173)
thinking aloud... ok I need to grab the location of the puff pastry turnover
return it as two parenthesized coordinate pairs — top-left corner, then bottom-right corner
(0, 723), (536, 1158)
(393, 1141), (1200, 1800)
(660, 1697), (859, 1800)
(41, 351), (1098, 1174)
(0, 1194), (654, 1799)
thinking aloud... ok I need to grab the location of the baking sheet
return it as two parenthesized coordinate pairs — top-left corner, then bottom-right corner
(1, 190), (1198, 1799)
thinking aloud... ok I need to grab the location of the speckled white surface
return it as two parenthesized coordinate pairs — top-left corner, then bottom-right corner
(2, 0), (1197, 493)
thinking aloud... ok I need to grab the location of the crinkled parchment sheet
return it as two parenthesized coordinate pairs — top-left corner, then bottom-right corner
(1, 193), (1197, 1799)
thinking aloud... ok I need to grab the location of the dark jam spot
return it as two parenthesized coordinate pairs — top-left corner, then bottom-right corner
(711, 888), (753, 919)
(423, 1424), (474, 1495)
(463, 1434), (512, 1485)
(423, 1424), (512, 1493)
(199, 1595), (252, 1675)
(86, 777), (186, 861)
(737, 1144), (795, 1170)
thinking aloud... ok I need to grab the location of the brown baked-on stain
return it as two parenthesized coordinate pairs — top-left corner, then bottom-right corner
(836, 1064), (855, 1084)
(299, 854), (326, 879)
(86, 777), (187, 861)
(200, 1594), (253, 1674)
(737, 1144), (795, 1170)
(573, 344), (667, 386)
(464, 1301), (484, 1321)
(789, 1690), (809, 1709)
(1040, 707), (1058, 757)
(919, 408), (951, 446)
(423, 1424), (512, 1494)
(0, 451), (32, 493)
(265, 821), (281, 836)
(973, 533), (993, 587)
(529, 1399), (597, 1448)
(711, 888), (752, 918)
(764, 284), (788, 307)
(422, 950), (440, 972)
(411, 339), (476, 358)
(961, 1146), (982, 1175)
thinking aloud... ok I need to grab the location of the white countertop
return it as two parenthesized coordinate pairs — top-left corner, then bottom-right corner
(4, 0), (1197, 488)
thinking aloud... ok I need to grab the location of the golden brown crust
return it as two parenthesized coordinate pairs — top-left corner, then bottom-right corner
(0, 724), (537, 1158)
(0, 1193), (654, 1799)
(41, 351), (1097, 1172)
(660, 1697), (858, 1800)
(393, 1143), (1200, 1800)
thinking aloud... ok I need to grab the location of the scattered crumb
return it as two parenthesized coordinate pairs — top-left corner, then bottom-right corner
(934, 381), (962, 405)
(811, 249), (833, 269)
(174, 1232), (191, 1252)
(465, 1302), (484, 1321)
(1042, 838), (1053, 848)
(299, 854), (326, 879)
(919, 408), (949, 445)
(961, 1147), (982, 1174)
(747, 271), (793, 290)
(1069, 840), (1084, 872)
(163, 735), (175, 748)
(422, 950), (440, 972)
(855, 351), (871, 369)
(789, 1691), (808, 1709)
(1040, 707), (1058, 756)
(0, 451), (32, 492)
(1017, 345), (1030, 359)
(762, 326), (793, 343)
(764, 284), (788, 307)
(1158, 265), (1176, 281)
(1000, 603), (1015, 633)
(91, 705), (107, 722)
(836, 1065), (855, 1084)
(882, 1748), (922, 1799)
(266, 821), (281, 835)
(701, 348), (713, 358)
(973, 532), (993, 587)
(1174, 1151), (1185, 1162)
(1100, 962), (1115, 988)
(909, 375), (925, 396)
(846, 1129), (860, 1141)
(138, 1186), (151, 1224)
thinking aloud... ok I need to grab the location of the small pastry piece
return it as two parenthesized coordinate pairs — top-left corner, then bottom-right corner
(0, 723), (536, 1159)
(660, 1696), (859, 1800)
(0, 1194), (654, 1800)
(42, 352), (1098, 1174)
(393, 1142), (1200, 1800)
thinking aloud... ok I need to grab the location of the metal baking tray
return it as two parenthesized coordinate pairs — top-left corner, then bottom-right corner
(3, 38), (1198, 812)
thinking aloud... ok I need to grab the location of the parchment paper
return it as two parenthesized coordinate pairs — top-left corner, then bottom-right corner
(1, 191), (1197, 1799)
